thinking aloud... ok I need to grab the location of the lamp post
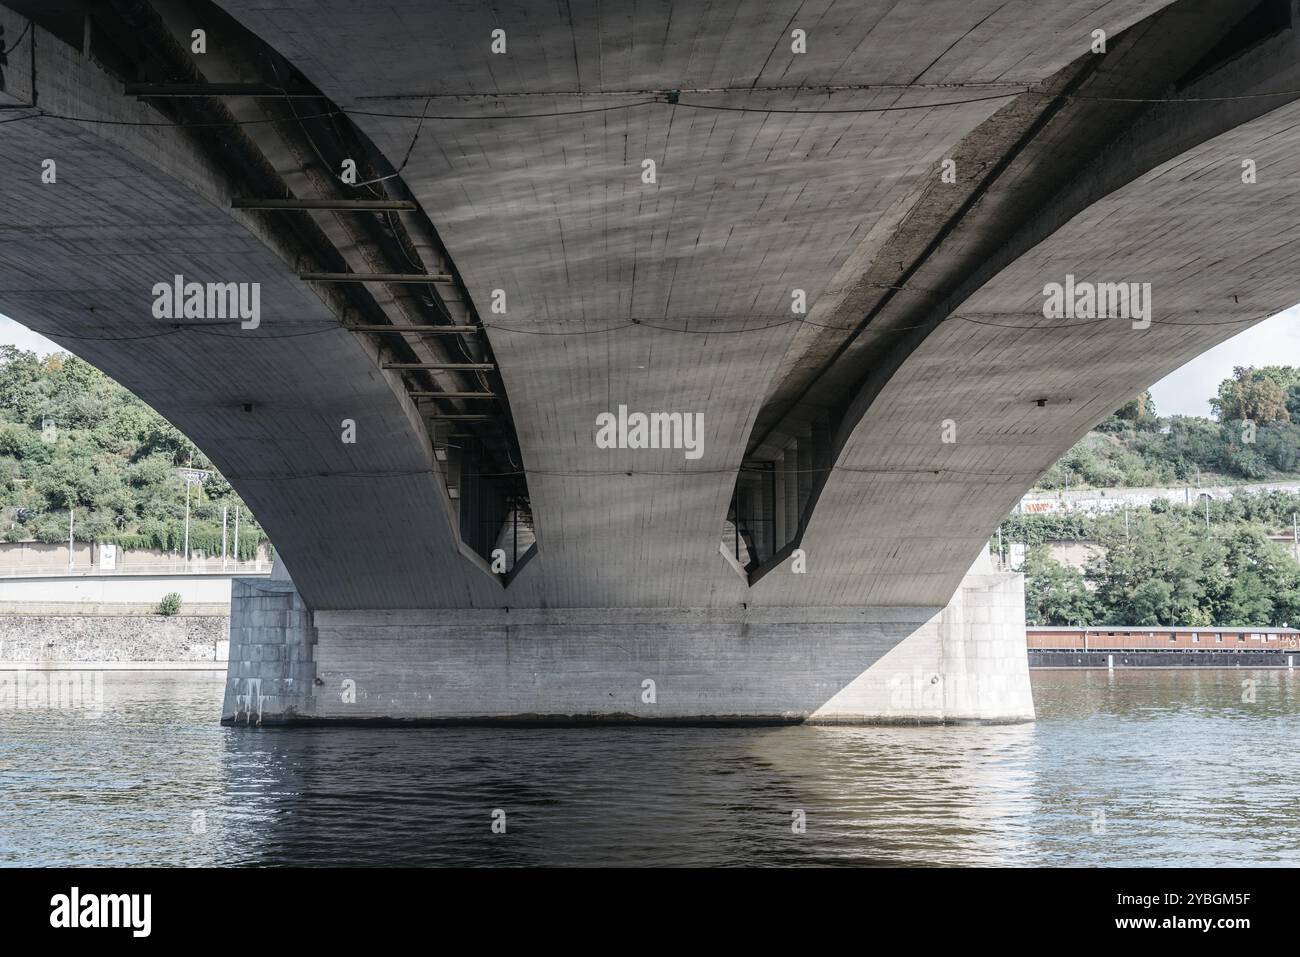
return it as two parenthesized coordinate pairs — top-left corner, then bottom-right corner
(176, 465), (210, 568)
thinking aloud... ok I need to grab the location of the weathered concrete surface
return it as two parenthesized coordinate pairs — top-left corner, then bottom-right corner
(0, 5), (500, 612)
(2, 1), (1296, 722)
(205, 0), (1295, 610)
(221, 577), (315, 723)
(0, 573), (240, 611)
(209, 0), (1175, 610)
(3, 1), (1290, 612)
(221, 555), (1030, 724)
(777, 93), (1300, 606)
(811, 553), (1032, 723)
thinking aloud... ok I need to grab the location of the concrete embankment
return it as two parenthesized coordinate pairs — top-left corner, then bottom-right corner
(0, 614), (229, 670)
(0, 571), (266, 668)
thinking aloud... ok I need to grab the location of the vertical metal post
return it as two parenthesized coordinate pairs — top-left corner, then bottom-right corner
(68, 509), (74, 570)
(734, 492), (740, 561)
(764, 467), (774, 561)
(234, 506), (241, 566)
(183, 479), (192, 566)
(222, 505), (229, 568)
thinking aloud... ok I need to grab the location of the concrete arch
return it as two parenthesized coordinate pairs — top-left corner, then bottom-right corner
(211, 0), (1177, 609)
(751, 0), (1300, 605)
(5, 0), (1297, 724)
(0, 5), (503, 608)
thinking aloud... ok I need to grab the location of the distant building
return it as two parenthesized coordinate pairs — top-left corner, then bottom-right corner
(1028, 625), (1300, 650)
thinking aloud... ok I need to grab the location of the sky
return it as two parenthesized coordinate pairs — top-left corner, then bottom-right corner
(3, 307), (1299, 418)
(1147, 304), (1300, 417)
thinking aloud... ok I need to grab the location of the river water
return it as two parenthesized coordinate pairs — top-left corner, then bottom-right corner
(1, 668), (1296, 867)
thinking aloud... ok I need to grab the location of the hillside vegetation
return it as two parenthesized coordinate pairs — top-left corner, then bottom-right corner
(1, 346), (266, 558)
(1006, 366), (1300, 627)
(1037, 366), (1300, 489)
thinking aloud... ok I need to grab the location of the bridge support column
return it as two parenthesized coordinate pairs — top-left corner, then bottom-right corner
(221, 575), (317, 724)
(809, 551), (1035, 723)
(221, 554), (1032, 726)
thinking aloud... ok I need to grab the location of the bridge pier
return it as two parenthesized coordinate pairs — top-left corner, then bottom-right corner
(221, 554), (1033, 726)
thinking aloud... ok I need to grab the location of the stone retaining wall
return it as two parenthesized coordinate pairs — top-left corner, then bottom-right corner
(0, 615), (229, 665)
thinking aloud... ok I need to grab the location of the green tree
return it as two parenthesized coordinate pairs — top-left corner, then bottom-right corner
(1211, 366), (1295, 425)
(1099, 390), (1160, 432)
(1086, 512), (1219, 626)
(1023, 547), (1097, 625)
(0, 348), (266, 556)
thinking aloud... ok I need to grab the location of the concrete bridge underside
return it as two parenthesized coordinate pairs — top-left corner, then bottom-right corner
(1, 0), (1297, 722)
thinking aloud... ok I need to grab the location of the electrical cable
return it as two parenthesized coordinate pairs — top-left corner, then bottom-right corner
(0, 20), (31, 55)
(11, 83), (1300, 132)
(27, 310), (1268, 343)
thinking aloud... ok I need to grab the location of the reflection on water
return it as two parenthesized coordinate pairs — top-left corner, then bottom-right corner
(1, 668), (1296, 866)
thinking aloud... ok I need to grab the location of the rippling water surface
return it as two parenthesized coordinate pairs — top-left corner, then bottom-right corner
(1, 669), (1297, 866)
